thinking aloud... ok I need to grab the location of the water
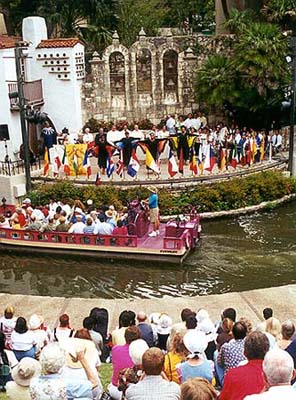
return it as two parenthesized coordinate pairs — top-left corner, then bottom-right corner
(0, 201), (295, 299)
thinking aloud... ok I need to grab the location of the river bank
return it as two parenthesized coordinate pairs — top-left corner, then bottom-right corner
(1, 284), (295, 331)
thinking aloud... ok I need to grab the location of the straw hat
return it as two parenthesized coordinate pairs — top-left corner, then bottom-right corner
(28, 314), (44, 330)
(105, 210), (113, 218)
(59, 337), (97, 369)
(12, 357), (41, 386)
(147, 185), (158, 194)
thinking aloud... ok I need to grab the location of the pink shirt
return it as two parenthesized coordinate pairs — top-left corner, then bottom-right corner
(111, 344), (134, 386)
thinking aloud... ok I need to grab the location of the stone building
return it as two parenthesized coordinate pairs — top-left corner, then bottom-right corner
(82, 29), (225, 124)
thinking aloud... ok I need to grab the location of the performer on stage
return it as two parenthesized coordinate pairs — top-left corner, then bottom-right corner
(95, 129), (109, 174)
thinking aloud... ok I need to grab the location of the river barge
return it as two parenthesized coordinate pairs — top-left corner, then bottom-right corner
(0, 205), (201, 264)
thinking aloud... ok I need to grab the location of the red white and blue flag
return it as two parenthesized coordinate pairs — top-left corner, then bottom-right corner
(116, 151), (124, 177)
(106, 155), (115, 178)
(127, 152), (140, 177)
(95, 170), (101, 185)
(83, 149), (91, 177)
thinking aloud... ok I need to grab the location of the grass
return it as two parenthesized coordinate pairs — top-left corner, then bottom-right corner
(0, 362), (113, 399)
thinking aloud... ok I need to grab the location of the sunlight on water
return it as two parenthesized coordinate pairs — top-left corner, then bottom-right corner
(0, 201), (295, 298)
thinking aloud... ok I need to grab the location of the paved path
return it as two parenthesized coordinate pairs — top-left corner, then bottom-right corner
(1, 284), (295, 330)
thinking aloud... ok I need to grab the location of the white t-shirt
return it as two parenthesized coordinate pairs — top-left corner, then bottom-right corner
(68, 222), (86, 234)
(0, 316), (16, 347)
(30, 329), (48, 350)
(11, 330), (36, 351)
(50, 327), (75, 342)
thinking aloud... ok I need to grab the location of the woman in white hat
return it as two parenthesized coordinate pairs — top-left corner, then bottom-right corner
(28, 314), (48, 353)
(177, 330), (213, 384)
(6, 357), (41, 400)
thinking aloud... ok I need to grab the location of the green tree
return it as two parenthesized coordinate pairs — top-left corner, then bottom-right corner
(261, 0), (296, 26)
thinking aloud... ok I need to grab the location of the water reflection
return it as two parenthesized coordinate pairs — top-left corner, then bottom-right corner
(0, 202), (295, 298)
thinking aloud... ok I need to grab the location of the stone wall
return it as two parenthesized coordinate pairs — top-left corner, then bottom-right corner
(81, 29), (229, 124)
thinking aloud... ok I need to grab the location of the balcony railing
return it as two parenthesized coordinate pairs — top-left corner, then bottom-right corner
(0, 158), (41, 176)
(8, 79), (44, 111)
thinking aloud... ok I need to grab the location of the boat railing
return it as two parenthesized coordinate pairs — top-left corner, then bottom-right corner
(0, 228), (138, 248)
(163, 229), (192, 251)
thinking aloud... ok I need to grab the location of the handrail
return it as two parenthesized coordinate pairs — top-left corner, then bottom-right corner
(0, 228), (138, 248)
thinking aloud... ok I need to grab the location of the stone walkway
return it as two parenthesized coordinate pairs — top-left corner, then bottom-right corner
(1, 284), (295, 330)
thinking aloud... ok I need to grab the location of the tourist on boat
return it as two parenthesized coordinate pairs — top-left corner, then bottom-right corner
(180, 378), (217, 400)
(50, 314), (75, 342)
(6, 356), (40, 400)
(25, 215), (43, 231)
(70, 206), (86, 224)
(145, 185), (159, 237)
(10, 207), (26, 228)
(28, 314), (48, 353)
(125, 347), (181, 400)
(177, 330), (213, 384)
(55, 216), (70, 232)
(83, 217), (95, 234)
(112, 220), (128, 236)
(29, 342), (100, 400)
(93, 215), (114, 235)
(108, 326), (141, 400)
(164, 332), (188, 384)
(105, 209), (117, 228)
(0, 305), (16, 350)
(11, 317), (36, 361)
(26, 206), (45, 222)
(68, 214), (86, 234)
(39, 216), (57, 232)
(0, 214), (10, 228)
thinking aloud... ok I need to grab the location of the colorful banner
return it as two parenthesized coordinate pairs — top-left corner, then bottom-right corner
(65, 144), (87, 176)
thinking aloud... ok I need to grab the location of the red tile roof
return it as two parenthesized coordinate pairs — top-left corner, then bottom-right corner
(0, 36), (18, 49)
(36, 38), (83, 48)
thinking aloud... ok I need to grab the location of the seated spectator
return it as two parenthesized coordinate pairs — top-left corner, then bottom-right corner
(50, 314), (75, 342)
(169, 309), (195, 343)
(0, 305), (16, 349)
(136, 311), (154, 347)
(278, 320), (295, 350)
(149, 312), (160, 344)
(157, 314), (172, 351)
(30, 342), (99, 400)
(83, 317), (103, 355)
(220, 331), (270, 400)
(256, 307), (273, 332)
(180, 378), (217, 400)
(216, 318), (233, 351)
(112, 310), (136, 346)
(177, 330), (213, 384)
(245, 349), (295, 399)
(238, 316), (253, 335)
(216, 308), (236, 335)
(0, 331), (18, 390)
(117, 339), (149, 397)
(6, 357), (41, 400)
(83, 217), (95, 234)
(10, 207), (26, 228)
(108, 326), (141, 400)
(112, 220), (128, 236)
(216, 321), (247, 386)
(25, 215), (42, 231)
(89, 308), (110, 362)
(125, 347), (180, 400)
(68, 214), (86, 234)
(265, 317), (281, 349)
(164, 333), (188, 383)
(28, 314), (48, 352)
(105, 209), (117, 228)
(11, 317), (36, 361)
(185, 315), (197, 331)
(39, 216), (56, 232)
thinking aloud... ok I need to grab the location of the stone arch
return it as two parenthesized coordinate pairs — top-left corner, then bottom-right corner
(158, 43), (183, 105)
(136, 48), (152, 93)
(102, 43), (130, 112)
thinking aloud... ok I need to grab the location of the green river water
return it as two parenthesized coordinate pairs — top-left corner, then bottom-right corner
(0, 201), (295, 299)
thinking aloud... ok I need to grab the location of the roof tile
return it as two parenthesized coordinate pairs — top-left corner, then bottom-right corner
(36, 38), (83, 49)
(0, 36), (17, 49)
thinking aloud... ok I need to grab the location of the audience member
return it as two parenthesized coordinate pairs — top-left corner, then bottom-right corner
(0, 305), (16, 349)
(136, 311), (154, 347)
(278, 320), (295, 350)
(50, 314), (75, 342)
(11, 317), (36, 361)
(164, 333), (188, 383)
(180, 378), (217, 400)
(112, 310), (136, 346)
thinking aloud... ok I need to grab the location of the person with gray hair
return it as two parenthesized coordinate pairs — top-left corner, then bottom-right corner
(245, 349), (295, 399)
(30, 342), (100, 399)
(278, 320), (295, 350)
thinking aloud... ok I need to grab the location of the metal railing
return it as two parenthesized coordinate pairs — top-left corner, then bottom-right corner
(0, 158), (41, 176)
(8, 79), (44, 110)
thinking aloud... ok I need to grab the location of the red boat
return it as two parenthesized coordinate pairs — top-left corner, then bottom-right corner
(0, 203), (201, 264)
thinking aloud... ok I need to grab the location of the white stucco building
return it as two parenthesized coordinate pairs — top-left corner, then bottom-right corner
(0, 16), (85, 163)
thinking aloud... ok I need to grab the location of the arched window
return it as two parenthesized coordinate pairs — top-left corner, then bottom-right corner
(163, 50), (178, 95)
(109, 52), (125, 95)
(136, 48), (152, 93)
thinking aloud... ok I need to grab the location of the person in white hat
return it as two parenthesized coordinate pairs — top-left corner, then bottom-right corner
(177, 330), (213, 384)
(28, 315), (48, 352)
(6, 357), (41, 400)
(157, 314), (172, 351)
